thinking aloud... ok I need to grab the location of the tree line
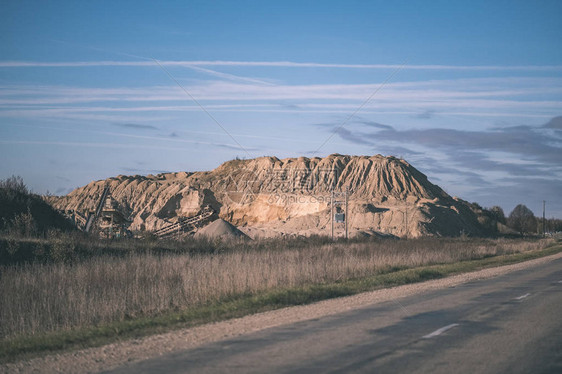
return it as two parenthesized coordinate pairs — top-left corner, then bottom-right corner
(488, 204), (562, 236)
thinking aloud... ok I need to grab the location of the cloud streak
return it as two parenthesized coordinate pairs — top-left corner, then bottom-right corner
(2, 60), (562, 71)
(349, 119), (562, 216)
(0, 138), (260, 152)
(2, 78), (561, 117)
(328, 117), (562, 197)
(184, 65), (273, 85)
(112, 123), (158, 130)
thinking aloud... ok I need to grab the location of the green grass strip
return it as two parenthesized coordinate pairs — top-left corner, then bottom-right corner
(2, 244), (561, 363)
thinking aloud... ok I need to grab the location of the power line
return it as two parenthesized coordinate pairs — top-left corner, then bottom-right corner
(151, 58), (252, 158)
(312, 59), (409, 155)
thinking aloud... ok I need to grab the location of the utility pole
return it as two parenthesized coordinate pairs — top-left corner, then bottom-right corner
(331, 189), (334, 241)
(405, 201), (408, 239)
(345, 186), (349, 240)
(109, 213), (114, 239)
(543, 200), (546, 238)
(330, 187), (349, 240)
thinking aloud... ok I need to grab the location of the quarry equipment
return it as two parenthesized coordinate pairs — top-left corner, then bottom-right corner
(85, 185), (110, 232)
(97, 195), (131, 239)
(64, 186), (132, 238)
(154, 206), (216, 239)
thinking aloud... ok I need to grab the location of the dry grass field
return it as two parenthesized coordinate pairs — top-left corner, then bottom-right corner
(0, 237), (545, 340)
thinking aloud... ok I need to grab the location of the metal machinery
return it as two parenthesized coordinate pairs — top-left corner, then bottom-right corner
(61, 185), (131, 238)
(97, 195), (130, 239)
(153, 205), (216, 239)
(60, 187), (216, 239)
(330, 187), (349, 240)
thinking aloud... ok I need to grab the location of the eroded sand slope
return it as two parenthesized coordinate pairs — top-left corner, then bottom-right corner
(49, 154), (487, 238)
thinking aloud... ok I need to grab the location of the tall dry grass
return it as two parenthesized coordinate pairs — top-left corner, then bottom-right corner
(0, 238), (544, 339)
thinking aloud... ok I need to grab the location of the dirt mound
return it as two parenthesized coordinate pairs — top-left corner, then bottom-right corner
(48, 154), (495, 238)
(194, 219), (249, 240)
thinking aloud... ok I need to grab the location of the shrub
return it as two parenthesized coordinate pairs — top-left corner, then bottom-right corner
(0, 175), (28, 194)
(47, 231), (78, 263)
(0, 176), (74, 237)
(489, 206), (507, 224)
(5, 211), (37, 237)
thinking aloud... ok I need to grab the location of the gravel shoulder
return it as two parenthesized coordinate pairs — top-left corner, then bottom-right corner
(4, 251), (562, 374)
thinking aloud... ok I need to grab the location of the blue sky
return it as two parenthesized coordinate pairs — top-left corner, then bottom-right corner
(1, 0), (561, 218)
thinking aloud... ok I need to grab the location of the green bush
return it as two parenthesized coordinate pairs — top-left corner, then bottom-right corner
(5, 211), (37, 237)
(0, 176), (74, 237)
(47, 231), (77, 263)
(0, 238), (49, 264)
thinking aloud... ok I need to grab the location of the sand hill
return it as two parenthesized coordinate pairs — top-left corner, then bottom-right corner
(48, 154), (490, 238)
(194, 219), (250, 240)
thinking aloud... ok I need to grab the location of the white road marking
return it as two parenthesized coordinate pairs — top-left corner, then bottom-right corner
(558, 280), (562, 283)
(422, 323), (459, 339)
(515, 293), (531, 300)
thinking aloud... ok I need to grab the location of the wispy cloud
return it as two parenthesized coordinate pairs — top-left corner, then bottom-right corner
(112, 123), (158, 130)
(329, 117), (562, 180)
(120, 167), (172, 174)
(0, 140), (187, 150)
(357, 120), (395, 131)
(2, 60), (562, 71)
(334, 127), (373, 146)
(2, 78), (561, 118)
(184, 65), (273, 85)
(1, 122), (329, 149)
(0, 124), (263, 152)
(0, 139), (262, 153)
(415, 109), (436, 119)
(544, 116), (562, 129)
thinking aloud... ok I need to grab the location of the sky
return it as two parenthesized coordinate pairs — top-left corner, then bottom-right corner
(1, 0), (561, 218)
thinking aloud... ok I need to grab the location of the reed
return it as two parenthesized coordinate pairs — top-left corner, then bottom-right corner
(0, 237), (544, 339)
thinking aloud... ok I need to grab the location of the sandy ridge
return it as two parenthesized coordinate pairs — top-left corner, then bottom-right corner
(49, 154), (487, 238)
(4, 251), (562, 374)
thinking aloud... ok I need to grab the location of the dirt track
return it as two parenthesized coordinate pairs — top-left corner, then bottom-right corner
(4, 251), (562, 374)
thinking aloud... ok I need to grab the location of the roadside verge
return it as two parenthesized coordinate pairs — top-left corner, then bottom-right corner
(2, 242), (562, 372)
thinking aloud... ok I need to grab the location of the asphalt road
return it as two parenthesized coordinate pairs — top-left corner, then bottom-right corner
(105, 257), (562, 374)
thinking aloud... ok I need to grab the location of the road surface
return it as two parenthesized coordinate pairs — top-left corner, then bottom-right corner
(106, 257), (562, 374)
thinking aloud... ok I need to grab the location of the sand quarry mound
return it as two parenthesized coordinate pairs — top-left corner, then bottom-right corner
(195, 219), (249, 240)
(48, 154), (499, 238)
